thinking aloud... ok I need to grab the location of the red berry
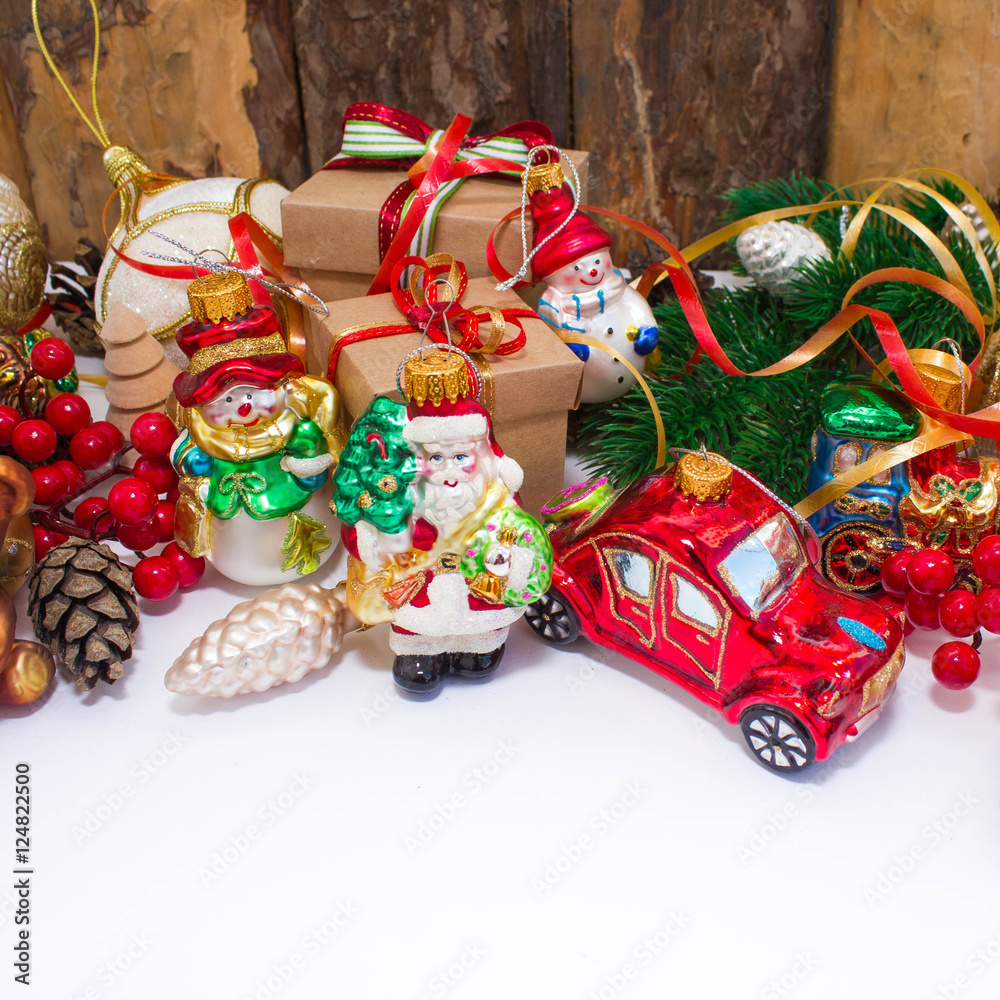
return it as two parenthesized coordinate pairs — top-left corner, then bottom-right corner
(44, 393), (91, 437)
(133, 456), (177, 495)
(973, 535), (1000, 586)
(165, 486), (180, 504)
(162, 541), (205, 588)
(904, 590), (941, 631)
(11, 419), (57, 463)
(154, 500), (175, 542)
(32, 525), (68, 559)
(29, 465), (69, 506)
(130, 412), (177, 459)
(29, 337), (75, 380)
(89, 421), (125, 453)
(53, 459), (86, 494)
(69, 427), (115, 470)
(976, 586), (1000, 634)
(0, 405), (22, 447)
(938, 589), (980, 637)
(73, 496), (110, 532)
(133, 555), (179, 601)
(117, 517), (162, 553)
(107, 477), (158, 527)
(931, 641), (981, 690)
(880, 549), (915, 596)
(906, 548), (956, 596)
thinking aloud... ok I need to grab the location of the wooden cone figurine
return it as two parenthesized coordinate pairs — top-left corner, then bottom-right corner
(100, 301), (182, 436)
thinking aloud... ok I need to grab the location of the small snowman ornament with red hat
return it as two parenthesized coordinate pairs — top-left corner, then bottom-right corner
(520, 159), (659, 403)
(169, 270), (346, 586)
(332, 346), (553, 695)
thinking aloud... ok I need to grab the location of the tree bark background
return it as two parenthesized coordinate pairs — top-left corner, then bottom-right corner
(22, 0), (997, 272)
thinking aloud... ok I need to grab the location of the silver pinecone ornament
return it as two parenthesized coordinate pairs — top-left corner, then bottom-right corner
(736, 221), (831, 297)
(941, 202), (994, 249)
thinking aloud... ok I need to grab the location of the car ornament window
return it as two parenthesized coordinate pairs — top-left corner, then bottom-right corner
(718, 515), (805, 616)
(673, 575), (721, 633)
(608, 548), (653, 599)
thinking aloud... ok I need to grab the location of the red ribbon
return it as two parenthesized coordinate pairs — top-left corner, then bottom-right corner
(487, 205), (1000, 442)
(325, 102), (553, 296)
(327, 254), (531, 383)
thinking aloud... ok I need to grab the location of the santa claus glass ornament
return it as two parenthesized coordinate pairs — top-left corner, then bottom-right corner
(170, 271), (345, 585)
(332, 345), (553, 694)
(525, 160), (658, 403)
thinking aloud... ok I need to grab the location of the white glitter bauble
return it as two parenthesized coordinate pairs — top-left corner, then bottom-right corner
(735, 220), (831, 297)
(941, 202), (994, 248)
(95, 146), (288, 366)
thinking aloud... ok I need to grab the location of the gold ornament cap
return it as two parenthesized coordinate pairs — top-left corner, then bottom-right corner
(675, 451), (732, 502)
(187, 271), (254, 325)
(525, 160), (565, 197)
(103, 144), (155, 190)
(914, 362), (964, 412)
(401, 351), (470, 406)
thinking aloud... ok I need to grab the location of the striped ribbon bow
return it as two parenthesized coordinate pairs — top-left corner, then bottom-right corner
(325, 102), (553, 294)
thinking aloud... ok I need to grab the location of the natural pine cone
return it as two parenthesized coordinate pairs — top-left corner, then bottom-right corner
(48, 239), (104, 354)
(165, 583), (346, 697)
(27, 538), (139, 691)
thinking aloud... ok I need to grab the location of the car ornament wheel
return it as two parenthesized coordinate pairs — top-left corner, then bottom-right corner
(739, 706), (816, 773)
(524, 590), (580, 645)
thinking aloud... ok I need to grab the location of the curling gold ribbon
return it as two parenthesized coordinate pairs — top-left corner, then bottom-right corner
(556, 333), (667, 469)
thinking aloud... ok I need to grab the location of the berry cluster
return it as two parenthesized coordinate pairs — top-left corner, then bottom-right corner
(0, 336), (204, 602)
(880, 537), (1000, 690)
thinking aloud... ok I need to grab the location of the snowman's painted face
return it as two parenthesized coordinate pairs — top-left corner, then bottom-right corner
(200, 384), (284, 428)
(547, 250), (613, 294)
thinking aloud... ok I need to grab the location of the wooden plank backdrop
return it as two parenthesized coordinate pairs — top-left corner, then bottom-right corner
(1, 1), (995, 268)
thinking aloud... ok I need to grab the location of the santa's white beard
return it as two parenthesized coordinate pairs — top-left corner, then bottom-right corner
(415, 465), (494, 532)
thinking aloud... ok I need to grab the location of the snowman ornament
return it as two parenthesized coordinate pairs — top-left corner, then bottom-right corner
(170, 271), (346, 586)
(527, 163), (658, 403)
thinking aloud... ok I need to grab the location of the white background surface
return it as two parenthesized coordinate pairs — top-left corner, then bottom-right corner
(3, 360), (1000, 1000)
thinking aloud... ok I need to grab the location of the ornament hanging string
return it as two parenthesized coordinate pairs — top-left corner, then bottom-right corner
(31, 0), (112, 149)
(494, 144), (583, 292)
(140, 232), (330, 318)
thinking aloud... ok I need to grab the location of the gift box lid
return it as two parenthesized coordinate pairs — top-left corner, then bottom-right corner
(282, 150), (590, 276)
(307, 277), (585, 422)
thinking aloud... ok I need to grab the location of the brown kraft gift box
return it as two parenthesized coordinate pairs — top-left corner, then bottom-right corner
(282, 149), (590, 300)
(307, 277), (585, 516)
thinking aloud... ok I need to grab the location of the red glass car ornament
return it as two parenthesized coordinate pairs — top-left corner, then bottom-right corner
(526, 452), (905, 774)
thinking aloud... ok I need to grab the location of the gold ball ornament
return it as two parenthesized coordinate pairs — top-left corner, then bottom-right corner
(0, 641), (56, 707)
(0, 173), (47, 331)
(95, 145), (288, 365)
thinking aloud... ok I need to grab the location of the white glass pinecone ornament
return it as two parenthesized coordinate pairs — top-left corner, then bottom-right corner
(165, 584), (347, 697)
(735, 221), (831, 297)
(0, 173), (47, 331)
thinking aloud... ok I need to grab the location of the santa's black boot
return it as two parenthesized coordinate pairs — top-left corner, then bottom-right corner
(393, 653), (446, 695)
(450, 644), (506, 681)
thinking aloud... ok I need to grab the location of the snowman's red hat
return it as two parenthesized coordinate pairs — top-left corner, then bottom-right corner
(403, 397), (523, 493)
(530, 179), (612, 281)
(173, 308), (303, 408)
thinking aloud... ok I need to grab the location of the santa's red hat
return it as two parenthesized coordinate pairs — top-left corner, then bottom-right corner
(530, 176), (612, 281)
(403, 397), (524, 494)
